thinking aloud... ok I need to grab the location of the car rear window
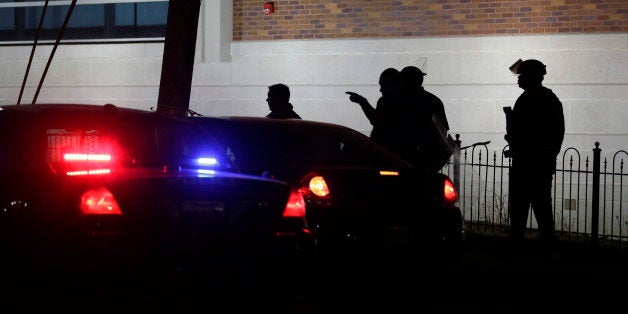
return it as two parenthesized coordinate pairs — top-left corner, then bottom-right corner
(212, 122), (410, 175)
(47, 123), (231, 172)
(0, 110), (232, 175)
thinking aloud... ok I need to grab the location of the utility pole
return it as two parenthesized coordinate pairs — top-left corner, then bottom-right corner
(156, 0), (201, 116)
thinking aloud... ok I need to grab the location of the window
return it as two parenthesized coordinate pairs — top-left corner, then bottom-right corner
(0, 0), (168, 45)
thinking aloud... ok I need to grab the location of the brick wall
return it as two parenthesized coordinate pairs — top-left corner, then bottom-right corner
(233, 0), (628, 41)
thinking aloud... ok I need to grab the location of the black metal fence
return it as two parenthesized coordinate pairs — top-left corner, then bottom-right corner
(441, 135), (628, 247)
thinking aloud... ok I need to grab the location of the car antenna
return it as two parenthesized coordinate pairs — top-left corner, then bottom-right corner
(31, 0), (78, 105)
(17, 0), (50, 106)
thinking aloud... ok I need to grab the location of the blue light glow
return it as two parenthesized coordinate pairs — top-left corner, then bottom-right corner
(197, 157), (218, 166)
(197, 169), (216, 177)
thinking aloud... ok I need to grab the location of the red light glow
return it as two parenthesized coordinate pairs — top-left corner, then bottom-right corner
(66, 169), (111, 176)
(444, 178), (458, 203)
(80, 187), (122, 215)
(64, 153), (112, 162)
(283, 188), (306, 218)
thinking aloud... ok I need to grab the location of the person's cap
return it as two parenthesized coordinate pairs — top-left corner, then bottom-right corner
(510, 59), (546, 76)
(402, 65), (427, 77)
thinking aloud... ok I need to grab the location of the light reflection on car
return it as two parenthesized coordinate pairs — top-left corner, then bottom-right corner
(0, 104), (315, 273)
(188, 116), (464, 257)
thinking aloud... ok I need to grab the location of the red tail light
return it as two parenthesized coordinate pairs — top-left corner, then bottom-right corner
(80, 187), (122, 215)
(282, 188), (306, 218)
(443, 178), (458, 203)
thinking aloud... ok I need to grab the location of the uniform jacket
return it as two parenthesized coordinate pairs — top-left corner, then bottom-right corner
(507, 86), (565, 171)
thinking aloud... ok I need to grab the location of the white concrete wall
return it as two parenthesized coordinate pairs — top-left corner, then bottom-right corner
(0, 33), (626, 160)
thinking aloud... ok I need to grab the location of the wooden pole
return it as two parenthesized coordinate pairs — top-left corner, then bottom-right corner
(156, 0), (201, 116)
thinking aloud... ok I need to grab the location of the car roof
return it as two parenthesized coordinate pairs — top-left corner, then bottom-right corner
(189, 116), (364, 134)
(1, 103), (161, 119)
(0, 103), (201, 132)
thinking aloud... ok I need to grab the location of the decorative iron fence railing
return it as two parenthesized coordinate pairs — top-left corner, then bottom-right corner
(441, 135), (628, 247)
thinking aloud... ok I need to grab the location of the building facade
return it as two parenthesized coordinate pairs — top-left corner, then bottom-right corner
(0, 0), (626, 160)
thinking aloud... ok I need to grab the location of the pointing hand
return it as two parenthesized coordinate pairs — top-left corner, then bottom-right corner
(345, 91), (367, 104)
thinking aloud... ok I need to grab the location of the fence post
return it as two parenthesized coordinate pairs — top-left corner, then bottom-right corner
(591, 142), (601, 246)
(453, 134), (461, 194)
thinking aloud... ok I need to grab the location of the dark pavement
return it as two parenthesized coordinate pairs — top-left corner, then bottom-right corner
(4, 232), (627, 313)
(273, 232), (628, 314)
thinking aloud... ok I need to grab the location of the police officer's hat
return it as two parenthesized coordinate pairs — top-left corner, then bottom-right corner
(400, 66), (426, 87)
(401, 65), (427, 78)
(509, 59), (546, 76)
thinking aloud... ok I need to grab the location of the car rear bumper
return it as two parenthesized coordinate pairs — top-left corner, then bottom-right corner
(306, 204), (464, 253)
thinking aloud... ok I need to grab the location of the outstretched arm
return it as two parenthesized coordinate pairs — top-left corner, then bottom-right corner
(346, 91), (376, 124)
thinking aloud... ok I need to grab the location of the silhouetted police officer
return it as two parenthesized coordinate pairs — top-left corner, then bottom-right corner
(346, 68), (405, 156)
(505, 59), (565, 259)
(400, 66), (450, 171)
(266, 83), (302, 119)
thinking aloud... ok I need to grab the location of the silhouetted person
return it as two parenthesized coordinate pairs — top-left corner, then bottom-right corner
(346, 68), (408, 160)
(400, 66), (449, 130)
(266, 83), (301, 119)
(400, 65), (450, 171)
(505, 59), (565, 260)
